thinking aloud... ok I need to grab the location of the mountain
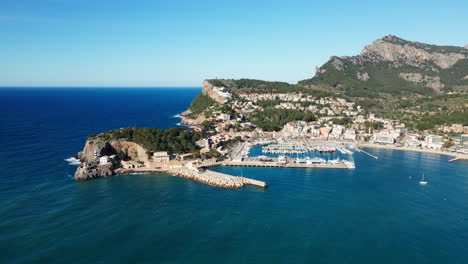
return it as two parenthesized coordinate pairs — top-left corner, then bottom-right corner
(299, 35), (468, 98)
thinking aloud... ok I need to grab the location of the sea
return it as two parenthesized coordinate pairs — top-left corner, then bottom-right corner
(0, 87), (467, 264)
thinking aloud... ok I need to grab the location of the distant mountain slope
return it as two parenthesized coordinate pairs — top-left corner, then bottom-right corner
(299, 35), (468, 98)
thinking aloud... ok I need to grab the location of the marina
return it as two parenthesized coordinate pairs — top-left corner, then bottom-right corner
(227, 140), (357, 169)
(223, 156), (355, 169)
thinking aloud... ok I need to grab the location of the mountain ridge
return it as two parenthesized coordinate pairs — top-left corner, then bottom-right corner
(299, 35), (468, 97)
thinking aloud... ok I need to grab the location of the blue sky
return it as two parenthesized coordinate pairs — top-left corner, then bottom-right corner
(1, 0), (467, 87)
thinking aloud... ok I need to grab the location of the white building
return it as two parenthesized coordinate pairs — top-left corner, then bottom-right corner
(343, 129), (356, 140)
(217, 113), (231, 121)
(99, 156), (111, 165)
(153, 151), (170, 162)
(421, 135), (444, 150)
(213, 87), (232, 103)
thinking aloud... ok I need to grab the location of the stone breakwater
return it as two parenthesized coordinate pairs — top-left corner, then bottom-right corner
(166, 168), (267, 188)
(75, 163), (267, 188)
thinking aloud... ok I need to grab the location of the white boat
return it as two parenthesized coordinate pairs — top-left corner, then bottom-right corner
(419, 174), (428, 185)
(306, 157), (326, 165)
(343, 160), (355, 169)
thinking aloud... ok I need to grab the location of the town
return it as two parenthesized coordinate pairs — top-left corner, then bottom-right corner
(75, 81), (468, 188)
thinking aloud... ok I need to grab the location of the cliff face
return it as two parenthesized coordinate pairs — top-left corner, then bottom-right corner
(75, 139), (149, 180)
(78, 139), (149, 164)
(202, 80), (231, 104)
(359, 35), (466, 69)
(299, 35), (468, 97)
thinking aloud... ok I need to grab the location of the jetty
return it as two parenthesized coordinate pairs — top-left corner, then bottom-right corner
(117, 167), (267, 189)
(448, 156), (468, 162)
(356, 148), (378, 159)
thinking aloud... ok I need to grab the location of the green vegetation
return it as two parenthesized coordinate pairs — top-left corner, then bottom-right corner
(298, 36), (467, 97)
(233, 79), (336, 97)
(419, 111), (468, 126)
(251, 108), (316, 131)
(89, 127), (202, 154)
(330, 117), (353, 126)
(383, 35), (467, 54)
(207, 79), (336, 97)
(299, 61), (436, 98)
(206, 79), (227, 87)
(255, 99), (283, 108)
(364, 121), (384, 130)
(200, 120), (215, 130)
(189, 93), (216, 114)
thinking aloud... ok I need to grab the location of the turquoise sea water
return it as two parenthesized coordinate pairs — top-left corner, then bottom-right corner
(0, 88), (467, 264)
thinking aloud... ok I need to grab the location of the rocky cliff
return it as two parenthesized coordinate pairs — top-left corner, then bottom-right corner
(299, 35), (468, 97)
(75, 139), (149, 180)
(202, 80), (232, 104)
(77, 139), (149, 164)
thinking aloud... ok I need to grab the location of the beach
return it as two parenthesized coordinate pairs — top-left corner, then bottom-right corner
(358, 143), (468, 161)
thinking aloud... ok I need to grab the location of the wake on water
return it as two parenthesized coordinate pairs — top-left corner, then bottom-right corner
(65, 157), (81, 166)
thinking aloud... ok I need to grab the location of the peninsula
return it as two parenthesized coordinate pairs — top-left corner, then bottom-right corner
(74, 35), (468, 188)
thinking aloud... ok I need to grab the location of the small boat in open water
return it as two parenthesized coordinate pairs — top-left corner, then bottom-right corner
(419, 174), (428, 185)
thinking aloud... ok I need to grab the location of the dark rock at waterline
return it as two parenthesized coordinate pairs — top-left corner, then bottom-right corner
(74, 163), (115, 180)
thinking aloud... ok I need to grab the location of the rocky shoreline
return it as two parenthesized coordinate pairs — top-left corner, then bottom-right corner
(74, 163), (115, 180)
(72, 136), (267, 188)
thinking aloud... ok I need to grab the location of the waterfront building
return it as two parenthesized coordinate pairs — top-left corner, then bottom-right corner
(425, 135), (444, 144)
(343, 129), (357, 140)
(121, 160), (143, 169)
(153, 152), (170, 162)
(179, 153), (194, 161)
(372, 135), (395, 144)
(202, 158), (217, 166)
(422, 135), (444, 150)
(319, 127), (332, 138)
(461, 134), (468, 151)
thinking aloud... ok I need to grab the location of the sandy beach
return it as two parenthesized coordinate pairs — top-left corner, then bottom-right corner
(358, 143), (468, 162)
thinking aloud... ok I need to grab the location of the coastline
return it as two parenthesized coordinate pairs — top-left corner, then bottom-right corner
(174, 112), (198, 128)
(358, 143), (468, 162)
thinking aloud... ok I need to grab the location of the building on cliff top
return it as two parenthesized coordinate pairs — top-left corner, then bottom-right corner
(99, 156), (111, 165)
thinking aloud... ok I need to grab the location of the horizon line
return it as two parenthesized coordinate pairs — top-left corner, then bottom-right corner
(0, 86), (203, 88)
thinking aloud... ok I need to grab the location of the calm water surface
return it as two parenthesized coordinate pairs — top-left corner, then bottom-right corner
(0, 88), (467, 264)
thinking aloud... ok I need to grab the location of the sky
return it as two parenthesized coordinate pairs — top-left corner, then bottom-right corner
(0, 0), (467, 87)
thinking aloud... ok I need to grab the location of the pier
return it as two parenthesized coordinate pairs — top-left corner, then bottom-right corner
(356, 148), (379, 159)
(117, 167), (267, 189)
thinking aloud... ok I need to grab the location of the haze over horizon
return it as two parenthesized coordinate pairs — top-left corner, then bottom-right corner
(1, 0), (467, 87)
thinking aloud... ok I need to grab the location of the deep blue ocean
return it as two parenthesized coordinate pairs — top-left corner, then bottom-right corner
(1, 88), (467, 264)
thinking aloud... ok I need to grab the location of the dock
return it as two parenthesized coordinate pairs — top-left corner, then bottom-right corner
(356, 148), (378, 159)
(222, 157), (355, 169)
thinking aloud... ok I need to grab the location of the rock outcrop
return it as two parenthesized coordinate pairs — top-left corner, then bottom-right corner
(179, 109), (206, 127)
(299, 35), (468, 96)
(74, 163), (115, 180)
(360, 35), (466, 69)
(75, 138), (149, 180)
(202, 80), (232, 104)
(77, 139), (148, 164)
(399, 73), (444, 91)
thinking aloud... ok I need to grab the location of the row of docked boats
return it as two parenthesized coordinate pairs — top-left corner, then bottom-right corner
(277, 155), (355, 168)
